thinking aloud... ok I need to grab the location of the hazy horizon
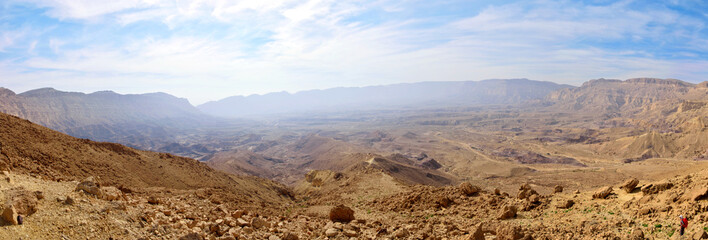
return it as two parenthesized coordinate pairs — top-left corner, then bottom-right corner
(2, 0), (708, 104)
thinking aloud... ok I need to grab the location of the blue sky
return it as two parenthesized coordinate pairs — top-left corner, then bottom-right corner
(1, 0), (708, 104)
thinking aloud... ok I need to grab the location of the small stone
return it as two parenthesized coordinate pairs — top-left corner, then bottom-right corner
(394, 228), (409, 238)
(34, 191), (44, 200)
(459, 182), (480, 196)
(64, 196), (75, 205)
(498, 205), (517, 220)
(343, 229), (358, 237)
(325, 228), (339, 237)
(251, 217), (267, 229)
(554, 185), (563, 193)
(147, 196), (160, 205)
(101, 186), (123, 201)
(17, 215), (23, 225)
(236, 218), (249, 227)
(75, 177), (102, 197)
(556, 199), (574, 209)
(282, 232), (298, 240)
(178, 232), (203, 240)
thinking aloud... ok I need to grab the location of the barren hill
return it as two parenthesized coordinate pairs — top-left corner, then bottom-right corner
(0, 112), (290, 207)
(543, 78), (703, 114)
(0, 87), (220, 158)
(199, 79), (573, 117)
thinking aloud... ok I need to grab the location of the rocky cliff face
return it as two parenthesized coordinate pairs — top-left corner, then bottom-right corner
(544, 78), (699, 113)
(0, 87), (214, 156)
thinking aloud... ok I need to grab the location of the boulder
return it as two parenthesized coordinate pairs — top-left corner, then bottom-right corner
(518, 184), (537, 200)
(459, 182), (480, 196)
(75, 177), (102, 197)
(620, 178), (639, 193)
(627, 228), (644, 240)
(236, 218), (249, 227)
(496, 225), (523, 240)
(250, 217), (267, 229)
(693, 230), (708, 239)
(147, 196), (160, 205)
(436, 196), (453, 208)
(466, 225), (484, 240)
(554, 185), (563, 193)
(641, 182), (673, 195)
(556, 199), (574, 209)
(2, 204), (18, 225)
(682, 186), (708, 201)
(101, 186), (123, 201)
(592, 186), (613, 199)
(329, 205), (355, 223)
(6, 187), (39, 215)
(498, 205), (517, 220)
(528, 194), (540, 203)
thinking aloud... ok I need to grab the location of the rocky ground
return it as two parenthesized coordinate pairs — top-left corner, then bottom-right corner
(4, 165), (708, 240)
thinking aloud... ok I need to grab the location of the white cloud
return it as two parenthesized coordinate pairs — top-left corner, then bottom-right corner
(3, 0), (708, 104)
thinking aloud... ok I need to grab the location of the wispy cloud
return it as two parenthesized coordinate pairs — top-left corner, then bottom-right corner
(2, 0), (708, 104)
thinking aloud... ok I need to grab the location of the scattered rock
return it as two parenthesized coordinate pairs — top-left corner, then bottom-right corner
(641, 182), (673, 195)
(236, 218), (249, 227)
(693, 230), (708, 239)
(2, 171), (11, 184)
(592, 186), (613, 199)
(282, 232), (299, 240)
(466, 225), (484, 240)
(554, 185), (563, 193)
(325, 228), (338, 237)
(343, 229), (358, 237)
(496, 225), (523, 240)
(179, 232), (204, 240)
(627, 228), (643, 240)
(436, 196), (453, 208)
(75, 177), (102, 197)
(556, 199), (574, 209)
(620, 178), (639, 193)
(518, 183), (537, 200)
(528, 194), (540, 203)
(459, 182), (480, 196)
(251, 217), (267, 229)
(394, 228), (409, 238)
(682, 186), (708, 201)
(147, 196), (160, 205)
(498, 205), (517, 220)
(2, 204), (19, 225)
(101, 186), (123, 201)
(6, 187), (39, 215)
(329, 205), (355, 223)
(33, 191), (44, 200)
(63, 196), (75, 205)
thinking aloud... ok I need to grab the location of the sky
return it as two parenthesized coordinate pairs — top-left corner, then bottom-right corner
(1, 0), (708, 105)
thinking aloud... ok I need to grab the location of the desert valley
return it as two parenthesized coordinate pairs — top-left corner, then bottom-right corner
(2, 78), (708, 239)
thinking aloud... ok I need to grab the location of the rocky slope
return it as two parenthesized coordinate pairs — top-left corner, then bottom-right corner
(0, 87), (219, 158)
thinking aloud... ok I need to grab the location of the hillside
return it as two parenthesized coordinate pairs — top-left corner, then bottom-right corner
(199, 79), (573, 117)
(543, 78), (706, 114)
(0, 87), (219, 158)
(0, 112), (290, 207)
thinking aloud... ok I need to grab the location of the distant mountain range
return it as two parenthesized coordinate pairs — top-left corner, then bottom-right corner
(0, 87), (213, 156)
(198, 79), (574, 118)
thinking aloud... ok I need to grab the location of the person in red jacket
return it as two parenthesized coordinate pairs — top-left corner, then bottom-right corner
(680, 215), (688, 236)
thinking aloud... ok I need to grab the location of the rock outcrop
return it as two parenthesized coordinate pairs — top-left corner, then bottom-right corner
(329, 205), (355, 223)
